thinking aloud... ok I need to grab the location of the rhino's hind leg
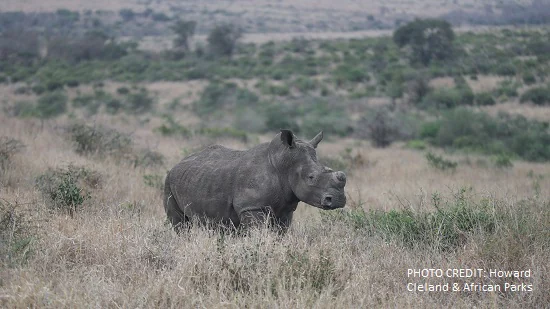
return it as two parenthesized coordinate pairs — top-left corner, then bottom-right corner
(164, 174), (189, 232)
(165, 193), (190, 232)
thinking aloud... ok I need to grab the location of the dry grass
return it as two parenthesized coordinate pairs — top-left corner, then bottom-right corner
(480, 101), (550, 122)
(0, 111), (548, 308)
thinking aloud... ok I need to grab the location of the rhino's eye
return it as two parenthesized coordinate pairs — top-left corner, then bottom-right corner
(308, 174), (315, 180)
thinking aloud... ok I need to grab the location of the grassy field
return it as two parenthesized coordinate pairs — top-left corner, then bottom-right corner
(1, 2), (550, 307)
(1, 113), (549, 308)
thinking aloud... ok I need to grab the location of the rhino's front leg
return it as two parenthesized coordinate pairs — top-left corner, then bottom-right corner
(272, 211), (293, 234)
(239, 208), (273, 229)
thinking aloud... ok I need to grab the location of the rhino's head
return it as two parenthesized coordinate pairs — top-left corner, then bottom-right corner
(269, 129), (347, 210)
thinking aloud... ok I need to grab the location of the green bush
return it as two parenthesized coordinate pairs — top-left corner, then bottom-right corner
(425, 151), (458, 171)
(356, 106), (418, 147)
(493, 80), (519, 99)
(293, 76), (318, 93)
(117, 86), (130, 95)
(0, 200), (34, 265)
(193, 82), (260, 117)
(133, 149), (165, 168)
(35, 165), (101, 214)
(0, 137), (25, 170)
(67, 123), (133, 158)
(154, 115), (191, 137)
(393, 18), (455, 66)
(36, 91), (68, 118)
(207, 24), (243, 57)
(11, 101), (39, 118)
(126, 89), (155, 113)
(322, 189), (495, 251)
(429, 108), (550, 162)
(493, 61), (516, 76)
(143, 174), (165, 191)
(419, 121), (440, 140)
(493, 153), (513, 169)
(520, 86), (550, 105)
(522, 72), (536, 85)
(31, 84), (46, 95)
(334, 64), (369, 84)
(264, 103), (300, 133)
(421, 87), (473, 109)
(406, 140), (427, 150)
(475, 92), (496, 106)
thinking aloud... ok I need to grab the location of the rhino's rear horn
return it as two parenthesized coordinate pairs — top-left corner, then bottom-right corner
(310, 131), (323, 148)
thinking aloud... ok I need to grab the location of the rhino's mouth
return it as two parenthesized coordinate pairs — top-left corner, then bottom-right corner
(317, 192), (346, 210)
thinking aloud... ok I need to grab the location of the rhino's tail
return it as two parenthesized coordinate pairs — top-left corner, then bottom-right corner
(163, 171), (189, 231)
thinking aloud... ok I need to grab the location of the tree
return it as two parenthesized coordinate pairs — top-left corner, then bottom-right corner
(393, 19), (455, 65)
(171, 20), (196, 52)
(207, 24), (243, 57)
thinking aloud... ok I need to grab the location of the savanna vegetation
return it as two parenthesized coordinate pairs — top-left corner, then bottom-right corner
(1, 1), (549, 307)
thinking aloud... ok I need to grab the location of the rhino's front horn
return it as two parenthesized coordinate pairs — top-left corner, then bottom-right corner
(333, 171), (346, 188)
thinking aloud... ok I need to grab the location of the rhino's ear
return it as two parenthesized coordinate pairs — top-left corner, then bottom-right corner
(280, 129), (296, 148)
(310, 131), (323, 148)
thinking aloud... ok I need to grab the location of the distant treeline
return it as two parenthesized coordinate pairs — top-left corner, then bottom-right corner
(443, 0), (550, 26)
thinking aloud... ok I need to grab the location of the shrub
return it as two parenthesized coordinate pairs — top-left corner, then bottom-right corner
(143, 174), (165, 191)
(333, 64), (369, 84)
(475, 92), (496, 106)
(73, 93), (101, 114)
(134, 149), (165, 168)
(293, 76), (318, 93)
(405, 74), (431, 104)
(193, 82), (259, 117)
(11, 101), (39, 118)
(126, 89), (155, 113)
(152, 12), (170, 22)
(520, 86), (550, 105)
(105, 98), (123, 114)
(393, 18), (455, 65)
(493, 80), (519, 98)
(67, 123), (133, 158)
(494, 62), (516, 76)
(0, 200), (34, 265)
(522, 72), (536, 85)
(171, 20), (196, 51)
(421, 87), (472, 109)
(36, 91), (68, 118)
(234, 109), (266, 133)
(425, 151), (458, 171)
(119, 8), (135, 22)
(322, 189), (495, 251)
(406, 140), (427, 150)
(0, 137), (25, 170)
(419, 121), (440, 140)
(35, 165), (101, 214)
(264, 103), (300, 133)
(260, 83), (290, 97)
(31, 84), (46, 95)
(356, 106), (416, 147)
(429, 108), (550, 162)
(207, 24), (243, 57)
(493, 153), (513, 168)
(66, 79), (79, 88)
(155, 115), (191, 137)
(116, 87), (130, 95)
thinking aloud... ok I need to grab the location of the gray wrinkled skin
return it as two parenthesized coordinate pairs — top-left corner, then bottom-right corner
(163, 130), (347, 232)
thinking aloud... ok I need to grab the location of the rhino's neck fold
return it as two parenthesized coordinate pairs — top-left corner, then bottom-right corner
(267, 148), (299, 207)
